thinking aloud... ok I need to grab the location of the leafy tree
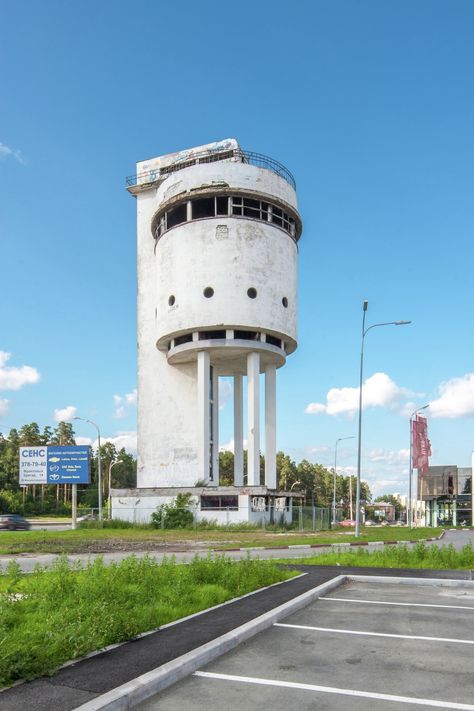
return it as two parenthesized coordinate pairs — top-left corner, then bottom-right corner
(277, 451), (297, 490)
(50, 422), (76, 446)
(151, 493), (195, 529)
(375, 494), (401, 517)
(111, 448), (136, 489)
(218, 450), (234, 485)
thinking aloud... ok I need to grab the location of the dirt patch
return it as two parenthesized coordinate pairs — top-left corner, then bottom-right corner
(77, 539), (219, 553)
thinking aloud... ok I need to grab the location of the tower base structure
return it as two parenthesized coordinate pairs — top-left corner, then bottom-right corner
(120, 140), (303, 525)
(111, 486), (298, 526)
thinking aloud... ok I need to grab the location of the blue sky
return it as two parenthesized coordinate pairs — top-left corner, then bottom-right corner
(1, 0), (473, 497)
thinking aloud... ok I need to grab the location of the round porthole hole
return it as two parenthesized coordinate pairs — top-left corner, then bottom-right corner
(247, 287), (257, 299)
(203, 287), (214, 298)
(282, 297), (288, 308)
(168, 295), (175, 306)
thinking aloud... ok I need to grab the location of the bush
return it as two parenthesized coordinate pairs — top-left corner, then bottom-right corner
(0, 490), (23, 514)
(151, 493), (195, 529)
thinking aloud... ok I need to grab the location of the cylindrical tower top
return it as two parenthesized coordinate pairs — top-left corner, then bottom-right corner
(129, 138), (302, 375)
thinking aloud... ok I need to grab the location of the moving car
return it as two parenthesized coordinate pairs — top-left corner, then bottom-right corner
(0, 514), (31, 531)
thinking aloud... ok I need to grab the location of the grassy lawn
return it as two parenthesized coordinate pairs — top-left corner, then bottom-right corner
(283, 541), (474, 569)
(0, 526), (443, 555)
(0, 554), (296, 687)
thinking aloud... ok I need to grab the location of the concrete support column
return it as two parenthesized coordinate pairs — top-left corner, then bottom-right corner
(197, 351), (210, 482)
(265, 365), (277, 489)
(247, 352), (260, 486)
(211, 368), (219, 486)
(233, 374), (244, 486)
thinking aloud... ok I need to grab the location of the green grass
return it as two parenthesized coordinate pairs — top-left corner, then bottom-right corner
(0, 554), (296, 687)
(284, 541), (474, 569)
(0, 526), (444, 555)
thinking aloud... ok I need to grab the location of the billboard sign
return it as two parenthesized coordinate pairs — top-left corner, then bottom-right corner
(46, 446), (90, 484)
(19, 447), (48, 485)
(19, 446), (90, 485)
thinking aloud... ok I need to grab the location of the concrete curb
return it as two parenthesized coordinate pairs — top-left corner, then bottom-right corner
(72, 575), (346, 711)
(349, 573), (474, 587)
(211, 528), (446, 554)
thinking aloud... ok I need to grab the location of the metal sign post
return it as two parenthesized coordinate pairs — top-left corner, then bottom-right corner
(72, 484), (77, 530)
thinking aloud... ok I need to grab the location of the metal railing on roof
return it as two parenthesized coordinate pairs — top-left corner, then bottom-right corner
(125, 148), (296, 190)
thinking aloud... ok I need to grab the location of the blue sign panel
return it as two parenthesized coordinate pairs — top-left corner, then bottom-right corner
(47, 446), (90, 484)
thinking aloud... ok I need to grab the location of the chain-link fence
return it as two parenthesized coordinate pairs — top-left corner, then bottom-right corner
(99, 504), (332, 531)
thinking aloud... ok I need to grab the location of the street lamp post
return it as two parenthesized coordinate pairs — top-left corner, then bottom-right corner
(333, 436), (355, 527)
(73, 417), (103, 524)
(108, 459), (124, 519)
(408, 404), (429, 528)
(355, 301), (411, 537)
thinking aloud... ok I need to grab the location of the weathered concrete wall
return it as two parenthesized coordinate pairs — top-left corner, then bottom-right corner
(155, 218), (297, 347)
(155, 162), (298, 213)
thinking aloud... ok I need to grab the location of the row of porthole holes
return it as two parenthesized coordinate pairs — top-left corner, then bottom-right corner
(169, 290), (288, 307)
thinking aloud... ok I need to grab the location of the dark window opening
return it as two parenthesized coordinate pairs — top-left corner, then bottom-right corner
(199, 150), (234, 165)
(192, 197), (215, 219)
(231, 196), (243, 216)
(155, 195), (299, 241)
(247, 287), (257, 299)
(167, 203), (187, 229)
(282, 297), (288, 308)
(203, 287), (214, 298)
(168, 295), (175, 306)
(161, 158), (196, 175)
(243, 198), (261, 217)
(272, 206), (283, 227)
(216, 197), (229, 215)
(199, 330), (226, 340)
(201, 495), (239, 510)
(234, 330), (260, 341)
(266, 335), (282, 348)
(174, 333), (193, 347)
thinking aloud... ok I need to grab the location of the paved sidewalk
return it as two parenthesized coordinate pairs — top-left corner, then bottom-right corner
(0, 565), (472, 711)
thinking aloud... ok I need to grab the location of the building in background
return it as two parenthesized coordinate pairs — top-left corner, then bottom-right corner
(419, 462), (473, 526)
(112, 139), (303, 523)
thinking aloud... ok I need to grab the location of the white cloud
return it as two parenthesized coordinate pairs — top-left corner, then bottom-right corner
(219, 438), (248, 453)
(86, 432), (137, 454)
(368, 448), (410, 464)
(0, 142), (26, 164)
(113, 389), (137, 418)
(369, 475), (410, 498)
(0, 398), (9, 416)
(429, 373), (474, 419)
(309, 445), (331, 455)
(54, 405), (77, 422)
(219, 378), (232, 410)
(0, 351), (40, 391)
(305, 372), (411, 417)
(102, 430), (137, 454)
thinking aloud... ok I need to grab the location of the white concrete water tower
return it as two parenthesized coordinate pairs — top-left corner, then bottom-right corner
(114, 139), (302, 522)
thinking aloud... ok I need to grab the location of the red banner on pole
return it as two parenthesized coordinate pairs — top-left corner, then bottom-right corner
(412, 415), (432, 476)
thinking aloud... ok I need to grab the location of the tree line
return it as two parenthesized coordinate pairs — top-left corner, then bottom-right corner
(0, 422), (136, 515)
(0, 421), (372, 515)
(219, 450), (372, 510)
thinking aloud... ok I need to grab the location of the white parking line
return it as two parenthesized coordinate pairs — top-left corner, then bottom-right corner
(320, 596), (474, 611)
(274, 622), (474, 644)
(194, 671), (474, 709)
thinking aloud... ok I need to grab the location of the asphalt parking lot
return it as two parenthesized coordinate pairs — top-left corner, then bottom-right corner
(137, 577), (474, 711)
